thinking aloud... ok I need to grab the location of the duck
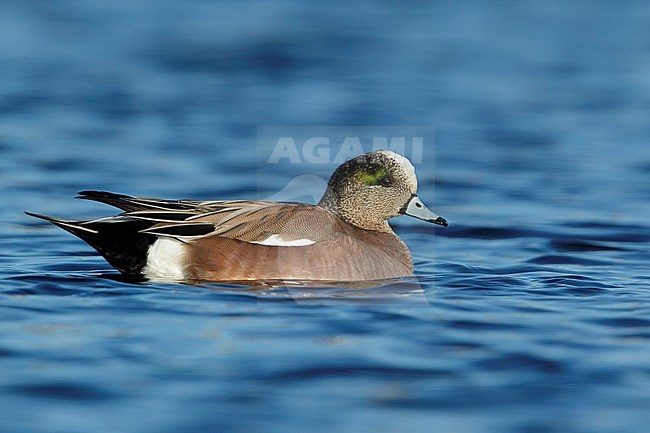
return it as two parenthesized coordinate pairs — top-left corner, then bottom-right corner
(26, 150), (447, 282)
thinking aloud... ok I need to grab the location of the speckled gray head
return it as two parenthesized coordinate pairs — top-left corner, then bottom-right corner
(318, 150), (448, 232)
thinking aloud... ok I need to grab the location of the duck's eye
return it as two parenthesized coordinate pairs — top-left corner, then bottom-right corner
(378, 176), (393, 187)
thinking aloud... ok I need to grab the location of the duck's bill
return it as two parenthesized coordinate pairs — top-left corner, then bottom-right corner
(402, 195), (448, 227)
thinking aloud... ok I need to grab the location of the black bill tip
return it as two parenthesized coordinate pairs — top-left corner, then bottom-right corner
(431, 216), (448, 227)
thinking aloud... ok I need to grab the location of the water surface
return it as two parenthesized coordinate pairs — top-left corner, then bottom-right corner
(1, 1), (649, 432)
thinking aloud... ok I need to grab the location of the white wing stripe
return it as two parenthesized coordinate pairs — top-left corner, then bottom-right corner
(252, 234), (315, 246)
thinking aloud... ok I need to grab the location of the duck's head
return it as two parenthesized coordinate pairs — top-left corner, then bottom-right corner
(319, 150), (448, 232)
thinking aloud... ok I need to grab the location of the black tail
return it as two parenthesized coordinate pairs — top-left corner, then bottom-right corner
(76, 190), (141, 212)
(26, 212), (156, 275)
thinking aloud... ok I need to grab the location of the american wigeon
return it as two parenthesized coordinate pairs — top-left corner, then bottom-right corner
(27, 150), (447, 282)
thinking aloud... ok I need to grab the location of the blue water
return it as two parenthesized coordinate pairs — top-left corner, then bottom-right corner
(2, 1), (650, 432)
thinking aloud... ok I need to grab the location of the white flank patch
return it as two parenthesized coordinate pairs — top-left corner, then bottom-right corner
(144, 238), (187, 280)
(252, 234), (315, 246)
(377, 150), (417, 190)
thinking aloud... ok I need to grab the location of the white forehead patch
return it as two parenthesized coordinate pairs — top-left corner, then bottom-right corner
(377, 150), (418, 191)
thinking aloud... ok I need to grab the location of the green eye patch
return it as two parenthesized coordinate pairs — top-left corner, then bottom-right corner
(356, 166), (391, 186)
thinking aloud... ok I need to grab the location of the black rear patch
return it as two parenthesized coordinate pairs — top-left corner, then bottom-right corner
(130, 211), (196, 222)
(143, 223), (215, 237)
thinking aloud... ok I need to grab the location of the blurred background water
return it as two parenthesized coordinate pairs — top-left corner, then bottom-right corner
(1, 1), (650, 432)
